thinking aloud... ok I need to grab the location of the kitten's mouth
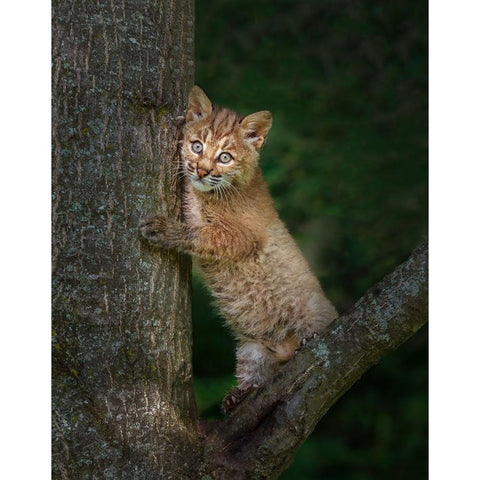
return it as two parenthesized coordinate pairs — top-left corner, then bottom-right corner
(190, 176), (216, 192)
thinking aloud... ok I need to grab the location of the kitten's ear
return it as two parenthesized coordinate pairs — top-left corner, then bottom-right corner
(240, 111), (273, 150)
(186, 86), (213, 122)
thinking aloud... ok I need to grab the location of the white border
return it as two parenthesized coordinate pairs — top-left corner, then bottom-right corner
(0, 2), (51, 478)
(430, 1), (480, 478)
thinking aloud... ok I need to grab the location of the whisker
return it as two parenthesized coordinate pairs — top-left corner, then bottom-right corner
(214, 181), (228, 208)
(220, 177), (246, 204)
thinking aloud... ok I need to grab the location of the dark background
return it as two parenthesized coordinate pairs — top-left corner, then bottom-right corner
(192, 0), (427, 478)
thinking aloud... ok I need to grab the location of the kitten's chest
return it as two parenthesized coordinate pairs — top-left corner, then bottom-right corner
(183, 189), (231, 227)
(183, 191), (217, 227)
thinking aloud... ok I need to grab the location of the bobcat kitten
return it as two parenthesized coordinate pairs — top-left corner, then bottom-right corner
(140, 86), (337, 412)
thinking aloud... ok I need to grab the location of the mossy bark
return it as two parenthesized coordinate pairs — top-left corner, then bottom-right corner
(52, 1), (199, 478)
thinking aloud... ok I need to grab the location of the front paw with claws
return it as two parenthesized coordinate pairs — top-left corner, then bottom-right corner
(139, 214), (169, 245)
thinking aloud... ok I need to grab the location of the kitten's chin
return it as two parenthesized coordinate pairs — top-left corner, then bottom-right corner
(190, 178), (216, 192)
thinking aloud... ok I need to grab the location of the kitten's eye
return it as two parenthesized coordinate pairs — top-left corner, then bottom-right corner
(217, 152), (233, 164)
(191, 141), (203, 154)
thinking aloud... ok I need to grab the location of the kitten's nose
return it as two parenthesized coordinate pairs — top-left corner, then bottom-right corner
(197, 167), (210, 178)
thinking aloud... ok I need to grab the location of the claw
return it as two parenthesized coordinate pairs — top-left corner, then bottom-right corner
(298, 331), (319, 349)
(221, 386), (253, 415)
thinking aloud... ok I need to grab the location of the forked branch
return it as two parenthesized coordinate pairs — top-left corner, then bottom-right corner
(204, 239), (428, 480)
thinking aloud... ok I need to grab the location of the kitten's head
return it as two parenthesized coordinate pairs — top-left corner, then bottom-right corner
(181, 86), (272, 193)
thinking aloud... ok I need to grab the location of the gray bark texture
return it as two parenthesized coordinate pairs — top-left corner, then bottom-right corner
(52, 1), (428, 479)
(52, 0), (199, 478)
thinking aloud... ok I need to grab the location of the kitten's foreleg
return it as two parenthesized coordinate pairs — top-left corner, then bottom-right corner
(139, 213), (260, 260)
(139, 214), (195, 252)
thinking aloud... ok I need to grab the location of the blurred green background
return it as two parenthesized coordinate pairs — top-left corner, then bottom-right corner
(192, 0), (427, 478)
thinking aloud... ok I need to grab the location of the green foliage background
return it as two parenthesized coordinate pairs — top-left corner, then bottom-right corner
(193, 0), (427, 478)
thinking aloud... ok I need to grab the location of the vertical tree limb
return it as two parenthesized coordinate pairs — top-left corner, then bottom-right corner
(52, 1), (199, 478)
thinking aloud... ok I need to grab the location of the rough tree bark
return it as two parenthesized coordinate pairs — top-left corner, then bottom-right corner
(52, 0), (200, 478)
(52, 1), (427, 479)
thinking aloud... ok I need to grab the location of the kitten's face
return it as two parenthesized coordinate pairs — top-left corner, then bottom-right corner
(181, 86), (272, 193)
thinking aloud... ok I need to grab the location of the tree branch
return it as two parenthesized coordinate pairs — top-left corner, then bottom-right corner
(205, 239), (428, 479)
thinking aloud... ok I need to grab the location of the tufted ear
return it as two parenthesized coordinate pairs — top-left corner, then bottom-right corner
(240, 110), (273, 150)
(186, 86), (213, 122)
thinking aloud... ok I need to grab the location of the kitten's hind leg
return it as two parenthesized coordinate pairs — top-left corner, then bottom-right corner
(235, 341), (278, 389)
(222, 341), (276, 414)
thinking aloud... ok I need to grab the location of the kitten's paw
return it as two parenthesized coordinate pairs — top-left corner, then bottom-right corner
(139, 214), (168, 244)
(295, 332), (319, 355)
(221, 386), (253, 415)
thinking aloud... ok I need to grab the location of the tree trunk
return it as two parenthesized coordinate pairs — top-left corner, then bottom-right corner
(52, 2), (427, 478)
(52, 1), (200, 478)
